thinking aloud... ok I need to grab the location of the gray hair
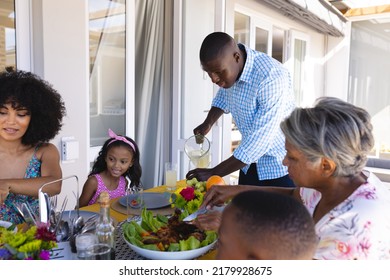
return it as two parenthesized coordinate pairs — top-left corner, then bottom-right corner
(280, 97), (374, 177)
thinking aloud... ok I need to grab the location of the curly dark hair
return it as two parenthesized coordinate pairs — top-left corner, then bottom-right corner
(0, 69), (66, 146)
(89, 136), (142, 189)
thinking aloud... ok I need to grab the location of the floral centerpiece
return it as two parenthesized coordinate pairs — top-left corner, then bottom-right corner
(171, 178), (206, 220)
(0, 223), (57, 260)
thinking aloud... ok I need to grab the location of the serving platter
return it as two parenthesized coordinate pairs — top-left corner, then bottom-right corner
(121, 220), (217, 260)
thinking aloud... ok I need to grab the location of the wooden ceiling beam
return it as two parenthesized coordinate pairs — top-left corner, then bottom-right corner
(0, 15), (14, 29)
(344, 5), (390, 17)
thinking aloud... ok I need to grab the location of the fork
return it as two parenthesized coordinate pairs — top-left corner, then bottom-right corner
(53, 196), (68, 234)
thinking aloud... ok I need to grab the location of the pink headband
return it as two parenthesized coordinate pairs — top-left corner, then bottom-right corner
(107, 129), (136, 152)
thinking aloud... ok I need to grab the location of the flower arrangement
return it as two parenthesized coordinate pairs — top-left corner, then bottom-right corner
(0, 223), (57, 260)
(171, 186), (204, 220)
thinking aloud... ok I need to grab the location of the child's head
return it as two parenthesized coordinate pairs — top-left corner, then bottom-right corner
(217, 190), (318, 260)
(90, 129), (142, 187)
(0, 69), (66, 145)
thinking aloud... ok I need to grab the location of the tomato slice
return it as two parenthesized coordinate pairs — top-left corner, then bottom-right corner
(130, 199), (139, 206)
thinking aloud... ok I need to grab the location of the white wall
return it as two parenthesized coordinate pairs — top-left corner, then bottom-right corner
(34, 0), (90, 209)
(324, 22), (352, 100)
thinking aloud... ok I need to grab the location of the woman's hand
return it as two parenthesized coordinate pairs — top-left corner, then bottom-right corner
(202, 185), (242, 209)
(0, 185), (10, 204)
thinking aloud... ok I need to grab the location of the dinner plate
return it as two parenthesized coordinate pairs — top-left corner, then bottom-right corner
(119, 193), (171, 209)
(0, 220), (17, 233)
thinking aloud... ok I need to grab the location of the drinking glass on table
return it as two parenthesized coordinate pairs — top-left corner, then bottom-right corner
(126, 181), (144, 220)
(165, 162), (177, 191)
(85, 243), (111, 260)
(76, 233), (97, 260)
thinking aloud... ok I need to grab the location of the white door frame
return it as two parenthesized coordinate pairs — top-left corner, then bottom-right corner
(172, 0), (226, 180)
(15, 0), (32, 71)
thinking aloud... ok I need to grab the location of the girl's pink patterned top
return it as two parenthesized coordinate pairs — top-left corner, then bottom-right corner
(88, 174), (126, 205)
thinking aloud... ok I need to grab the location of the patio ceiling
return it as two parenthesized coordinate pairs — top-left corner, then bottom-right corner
(258, 0), (347, 36)
(257, 0), (390, 37)
(328, 0), (390, 18)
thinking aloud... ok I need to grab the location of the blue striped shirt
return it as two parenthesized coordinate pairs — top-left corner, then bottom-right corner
(212, 44), (296, 180)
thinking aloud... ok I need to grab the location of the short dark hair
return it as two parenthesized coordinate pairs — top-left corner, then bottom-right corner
(199, 32), (236, 63)
(231, 190), (318, 259)
(0, 70), (66, 146)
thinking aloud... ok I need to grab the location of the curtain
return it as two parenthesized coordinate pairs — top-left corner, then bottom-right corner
(134, 0), (172, 189)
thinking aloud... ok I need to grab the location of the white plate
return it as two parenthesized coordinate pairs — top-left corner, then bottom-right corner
(121, 221), (217, 260)
(119, 193), (171, 209)
(0, 220), (17, 233)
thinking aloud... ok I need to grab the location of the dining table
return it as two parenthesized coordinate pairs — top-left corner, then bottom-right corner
(75, 180), (217, 260)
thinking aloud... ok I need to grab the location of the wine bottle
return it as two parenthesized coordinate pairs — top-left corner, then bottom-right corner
(95, 191), (115, 259)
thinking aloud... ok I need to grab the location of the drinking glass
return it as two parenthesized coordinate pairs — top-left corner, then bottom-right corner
(165, 162), (177, 191)
(76, 233), (97, 260)
(126, 180), (144, 220)
(85, 243), (112, 260)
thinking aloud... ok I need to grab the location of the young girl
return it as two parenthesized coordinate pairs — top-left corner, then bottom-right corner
(0, 69), (66, 224)
(79, 129), (142, 207)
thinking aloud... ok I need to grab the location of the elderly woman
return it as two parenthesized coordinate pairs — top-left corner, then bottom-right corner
(201, 97), (390, 260)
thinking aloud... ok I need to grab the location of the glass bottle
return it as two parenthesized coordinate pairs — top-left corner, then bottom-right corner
(95, 191), (115, 259)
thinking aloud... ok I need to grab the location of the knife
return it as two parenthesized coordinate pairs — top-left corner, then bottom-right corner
(182, 207), (207, 222)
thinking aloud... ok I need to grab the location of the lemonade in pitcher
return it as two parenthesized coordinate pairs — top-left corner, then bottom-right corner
(188, 150), (211, 168)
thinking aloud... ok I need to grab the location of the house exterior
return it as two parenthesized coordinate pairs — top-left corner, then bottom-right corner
(1, 0), (389, 208)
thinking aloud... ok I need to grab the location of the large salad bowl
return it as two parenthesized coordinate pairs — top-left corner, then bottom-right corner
(121, 208), (217, 260)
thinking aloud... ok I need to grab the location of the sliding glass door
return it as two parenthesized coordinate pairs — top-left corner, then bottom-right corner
(89, 0), (127, 149)
(0, 0), (16, 71)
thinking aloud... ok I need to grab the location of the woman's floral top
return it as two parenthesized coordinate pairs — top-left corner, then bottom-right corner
(0, 145), (42, 224)
(300, 171), (390, 260)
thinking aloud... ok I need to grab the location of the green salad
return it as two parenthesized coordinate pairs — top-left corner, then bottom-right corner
(122, 208), (217, 252)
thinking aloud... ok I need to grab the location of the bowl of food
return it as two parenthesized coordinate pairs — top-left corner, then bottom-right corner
(122, 208), (217, 260)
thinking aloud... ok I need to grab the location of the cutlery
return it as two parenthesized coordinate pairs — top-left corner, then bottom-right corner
(10, 202), (26, 223)
(21, 202), (37, 226)
(25, 202), (38, 224)
(72, 191), (84, 234)
(56, 220), (70, 242)
(182, 207), (207, 222)
(54, 196), (68, 234)
(44, 192), (51, 225)
(38, 190), (49, 223)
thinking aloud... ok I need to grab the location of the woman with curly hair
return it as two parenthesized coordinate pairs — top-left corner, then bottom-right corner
(0, 69), (66, 224)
